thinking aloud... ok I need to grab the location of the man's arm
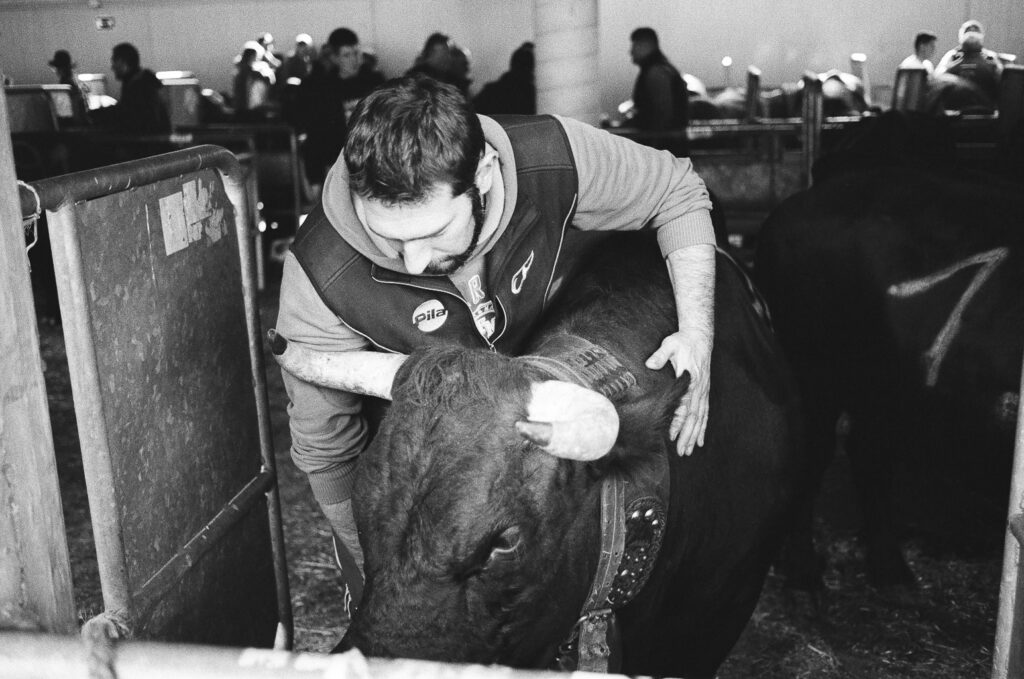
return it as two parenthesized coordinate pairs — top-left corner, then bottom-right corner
(556, 115), (716, 455)
(645, 244), (715, 455)
(277, 252), (372, 536)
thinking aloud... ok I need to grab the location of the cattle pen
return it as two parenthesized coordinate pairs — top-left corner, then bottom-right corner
(3, 73), (1024, 678)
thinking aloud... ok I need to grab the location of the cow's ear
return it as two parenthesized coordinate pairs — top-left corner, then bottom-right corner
(602, 391), (677, 466)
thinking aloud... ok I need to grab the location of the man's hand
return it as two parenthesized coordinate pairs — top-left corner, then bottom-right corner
(653, 243), (716, 456)
(646, 329), (712, 455)
(322, 498), (364, 572)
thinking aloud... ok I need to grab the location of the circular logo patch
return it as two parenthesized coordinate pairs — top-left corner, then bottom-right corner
(412, 299), (448, 333)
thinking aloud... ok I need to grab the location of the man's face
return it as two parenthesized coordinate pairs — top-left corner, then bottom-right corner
(110, 57), (129, 81)
(630, 40), (653, 65)
(921, 40), (936, 60)
(358, 184), (486, 276)
(335, 45), (362, 78)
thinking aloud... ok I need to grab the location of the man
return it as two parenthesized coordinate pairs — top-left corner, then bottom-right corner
(92, 42), (169, 133)
(277, 75), (716, 609)
(473, 42), (535, 115)
(47, 49), (89, 123)
(899, 31), (937, 75)
(293, 28), (379, 187)
(935, 20), (1003, 103)
(406, 32), (461, 87)
(628, 27), (690, 154)
(278, 33), (316, 85)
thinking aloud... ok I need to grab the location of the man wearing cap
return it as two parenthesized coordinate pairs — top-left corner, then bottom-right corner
(935, 20), (1003, 103)
(48, 49), (89, 122)
(275, 74), (716, 612)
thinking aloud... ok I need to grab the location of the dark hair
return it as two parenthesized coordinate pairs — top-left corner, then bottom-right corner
(510, 42), (534, 74)
(914, 31), (937, 50)
(344, 74), (484, 204)
(421, 32), (452, 57)
(328, 28), (359, 50)
(630, 27), (659, 47)
(111, 42), (140, 69)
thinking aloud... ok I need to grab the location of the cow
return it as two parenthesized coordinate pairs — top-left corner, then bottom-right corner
(755, 161), (1024, 588)
(272, 232), (805, 677)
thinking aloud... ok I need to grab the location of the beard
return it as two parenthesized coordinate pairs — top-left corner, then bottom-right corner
(423, 186), (486, 275)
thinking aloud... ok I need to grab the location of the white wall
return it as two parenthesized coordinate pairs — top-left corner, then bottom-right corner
(1, 0), (1022, 117)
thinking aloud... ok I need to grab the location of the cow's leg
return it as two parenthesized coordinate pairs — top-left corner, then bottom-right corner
(776, 365), (838, 598)
(845, 407), (916, 587)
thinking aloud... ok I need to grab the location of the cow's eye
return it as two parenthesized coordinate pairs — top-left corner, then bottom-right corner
(486, 526), (523, 564)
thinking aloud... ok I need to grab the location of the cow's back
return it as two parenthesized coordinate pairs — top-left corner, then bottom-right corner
(538, 234), (805, 675)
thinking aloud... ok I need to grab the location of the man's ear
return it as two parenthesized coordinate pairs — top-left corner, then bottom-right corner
(475, 150), (498, 196)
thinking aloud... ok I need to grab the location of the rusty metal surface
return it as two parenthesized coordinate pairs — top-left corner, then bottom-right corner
(50, 162), (278, 645)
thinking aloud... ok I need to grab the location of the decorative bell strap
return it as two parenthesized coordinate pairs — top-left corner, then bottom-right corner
(523, 334), (636, 400)
(577, 608), (621, 673)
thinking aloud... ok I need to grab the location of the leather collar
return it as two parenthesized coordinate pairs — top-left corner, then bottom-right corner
(520, 335), (669, 673)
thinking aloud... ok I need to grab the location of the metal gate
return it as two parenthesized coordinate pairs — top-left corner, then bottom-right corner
(19, 145), (291, 647)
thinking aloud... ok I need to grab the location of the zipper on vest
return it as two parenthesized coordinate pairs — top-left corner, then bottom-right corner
(374, 279), (497, 351)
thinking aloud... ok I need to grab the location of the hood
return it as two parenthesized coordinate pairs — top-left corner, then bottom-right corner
(320, 115), (519, 275)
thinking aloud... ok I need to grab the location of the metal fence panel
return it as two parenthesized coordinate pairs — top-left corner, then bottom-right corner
(41, 148), (287, 646)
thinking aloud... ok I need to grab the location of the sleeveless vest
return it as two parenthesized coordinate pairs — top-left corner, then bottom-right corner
(292, 115), (579, 354)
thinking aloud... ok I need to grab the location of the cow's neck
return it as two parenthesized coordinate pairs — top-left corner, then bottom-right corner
(520, 334), (670, 674)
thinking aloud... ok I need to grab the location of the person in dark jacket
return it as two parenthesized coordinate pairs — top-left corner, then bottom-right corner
(92, 42), (170, 133)
(628, 27), (689, 154)
(473, 42), (535, 115)
(292, 28), (380, 187)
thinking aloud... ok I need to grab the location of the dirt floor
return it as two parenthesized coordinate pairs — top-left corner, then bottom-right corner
(37, 278), (1003, 678)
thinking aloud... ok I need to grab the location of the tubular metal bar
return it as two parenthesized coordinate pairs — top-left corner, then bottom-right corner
(0, 633), (614, 679)
(46, 201), (134, 618)
(226, 148), (294, 650)
(993, 350), (1024, 679)
(23, 144), (247, 213)
(800, 73), (823, 189)
(128, 470), (276, 622)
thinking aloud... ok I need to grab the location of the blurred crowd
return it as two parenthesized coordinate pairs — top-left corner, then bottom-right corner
(28, 28), (537, 187)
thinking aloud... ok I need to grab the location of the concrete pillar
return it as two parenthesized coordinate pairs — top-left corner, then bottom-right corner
(534, 0), (600, 124)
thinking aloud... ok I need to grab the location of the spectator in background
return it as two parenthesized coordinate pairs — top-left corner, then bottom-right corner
(293, 28), (380, 188)
(407, 32), (459, 86)
(935, 20), (1003, 103)
(257, 32), (283, 70)
(628, 27), (689, 154)
(91, 42), (169, 133)
(276, 33), (316, 117)
(279, 34), (316, 85)
(233, 41), (276, 121)
(358, 45), (386, 89)
(48, 49), (90, 122)
(473, 42), (535, 115)
(449, 43), (472, 95)
(899, 31), (937, 75)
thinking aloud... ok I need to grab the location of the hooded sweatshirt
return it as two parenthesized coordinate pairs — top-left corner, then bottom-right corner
(276, 113), (714, 509)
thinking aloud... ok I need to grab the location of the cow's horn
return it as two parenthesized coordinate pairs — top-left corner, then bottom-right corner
(267, 329), (406, 400)
(516, 380), (619, 461)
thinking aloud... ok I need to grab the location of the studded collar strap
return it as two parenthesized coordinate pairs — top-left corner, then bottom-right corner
(527, 336), (668, 674)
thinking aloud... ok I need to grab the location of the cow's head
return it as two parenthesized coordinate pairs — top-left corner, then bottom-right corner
(346, 345), (622, 665)
(270, 333), (651, 665)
